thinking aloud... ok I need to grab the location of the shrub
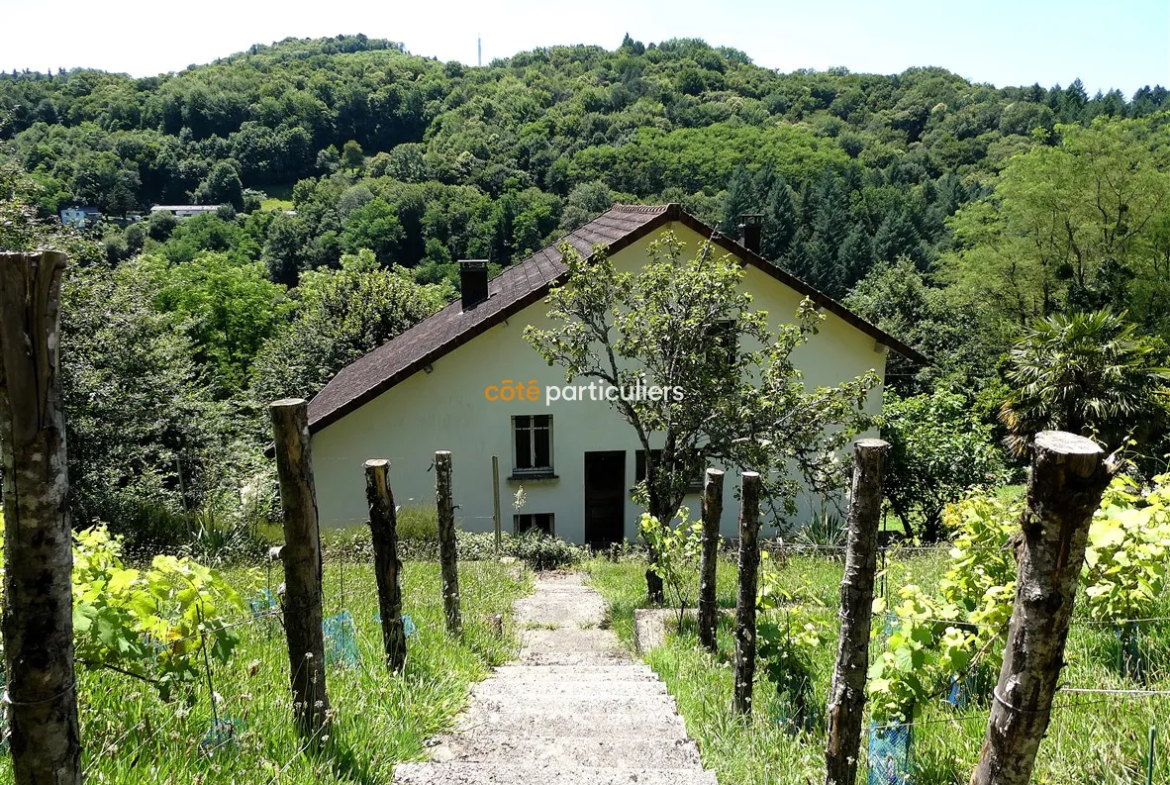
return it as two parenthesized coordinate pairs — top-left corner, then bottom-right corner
(791, 508), (848, 548)
(397, 505), (439, 543)
(640, 508), (704, 622)
(1, 518), (245, 701)
(508, 531), (586, 571)
(882, 383), (1007, 541)
(1084, 473), (1170, 623)
(757, 555), (831, 730)
(868, 494), (1018, 722)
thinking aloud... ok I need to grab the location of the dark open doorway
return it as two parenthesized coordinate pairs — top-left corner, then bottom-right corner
(584, 451), (626, 549)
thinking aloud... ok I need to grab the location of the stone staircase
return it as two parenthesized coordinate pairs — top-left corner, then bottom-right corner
(393, 572), (717, 785)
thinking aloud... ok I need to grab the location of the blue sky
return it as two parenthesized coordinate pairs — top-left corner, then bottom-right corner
(0, 0), (1166, 94)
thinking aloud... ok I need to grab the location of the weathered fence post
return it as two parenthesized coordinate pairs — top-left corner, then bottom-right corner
(364, 459), (406, 672)
(0, 251), (81, 785)
(699, 468), (724, 652)
(269, 398), (331, 738)
(825, 438), (889, 785)
(970, 431), (1113, 785)
(436, 450), (462, 636)
(732, 471), (761, 716)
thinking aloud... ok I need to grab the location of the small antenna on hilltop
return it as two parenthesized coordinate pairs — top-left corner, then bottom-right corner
(478, 35), (482, 67)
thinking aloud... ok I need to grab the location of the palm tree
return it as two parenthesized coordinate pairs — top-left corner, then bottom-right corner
(1000, 310), (1170, 456)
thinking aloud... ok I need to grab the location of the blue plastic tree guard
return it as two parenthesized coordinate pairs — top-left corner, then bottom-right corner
(946, 674), (980, 709)
(248, 588), (280, 636)
(200, 717), (244, 755)
(373, 611), (418, 637)
(868, 721), (912, 785)
(323, 610), (361, 668)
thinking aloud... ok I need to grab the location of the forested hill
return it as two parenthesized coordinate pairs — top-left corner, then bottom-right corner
(3, 34), (1166, 285)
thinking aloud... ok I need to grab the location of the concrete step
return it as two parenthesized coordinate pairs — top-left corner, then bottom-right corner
(454, 708), (689, 739)
(532, 574), (587, 586)
(526, 584), (597, 594)
(521, 628), (626, 653)
(471, 680), (668, 701)
(429, 734), (702, 769)
(517, 650), (632, 666)
(394, 763), (717, 785)
(490, 665), (658, 682)
(515, 599), (607, 626)
(469, 693), (679, 717)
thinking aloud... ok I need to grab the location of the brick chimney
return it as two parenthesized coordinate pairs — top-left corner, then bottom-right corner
(459, 260), (489, 311)
(739, 214), (763, 254)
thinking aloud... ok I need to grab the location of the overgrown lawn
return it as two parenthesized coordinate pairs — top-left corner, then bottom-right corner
(0, 560), (528, 785)
(587, 552), (1170, 785)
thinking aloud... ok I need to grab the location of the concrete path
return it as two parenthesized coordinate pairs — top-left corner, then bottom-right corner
(394, 572), (717, 785)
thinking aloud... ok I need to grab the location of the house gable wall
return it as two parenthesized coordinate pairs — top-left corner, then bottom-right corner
(311, 222), (887, 542)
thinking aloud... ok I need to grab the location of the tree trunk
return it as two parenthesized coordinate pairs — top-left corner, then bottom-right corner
(435, 451), (462, 636)
(364, 459), (406, 672)
(825, 439), (889, 785)
(970, 431), (1113, 785)
(698, 468), (724, 651)
(269, 398), (331, 738)
(732, 471), (761, 717)
(0, 251), (82, 785)
(921, 510), (944, 543)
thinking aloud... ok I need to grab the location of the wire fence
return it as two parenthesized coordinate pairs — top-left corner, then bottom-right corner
(46, 550), (526, 783)
(25, 536), (1170, 784)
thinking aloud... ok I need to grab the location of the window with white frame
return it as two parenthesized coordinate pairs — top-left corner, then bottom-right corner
(512, 414), (553, 474)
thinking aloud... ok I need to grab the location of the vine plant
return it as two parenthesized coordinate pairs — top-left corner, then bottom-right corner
(757, 551), (829, 731)
(640, 508), (704, 630)
(868, 472), (1170, 721)
(1, 517), (246, 700)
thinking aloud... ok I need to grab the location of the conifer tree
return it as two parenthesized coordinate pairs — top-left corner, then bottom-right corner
(837, 226), (875, 295)
(761, 178), (798, 262)
(720, 166), (756, 237)
(874, 210), (925, 269)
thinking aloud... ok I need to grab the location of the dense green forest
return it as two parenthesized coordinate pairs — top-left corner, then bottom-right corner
(2, 33), (1169, 544)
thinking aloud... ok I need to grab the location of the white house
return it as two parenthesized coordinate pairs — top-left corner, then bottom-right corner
(305, 204), (923, 545)
(59, 205), (102, 228)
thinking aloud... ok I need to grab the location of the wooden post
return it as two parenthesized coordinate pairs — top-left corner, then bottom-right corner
(436, 450), (462, 636)
(698, 468), (724, 652)
(732, 471), (761, 716)
(269, 398), (331, 738)
(0, 251), (81, 785)
(970, 431), (1113, 785)
(492, 455), (502, 552)
(825, 438), (889, 785)
(364, 459), (406, 672)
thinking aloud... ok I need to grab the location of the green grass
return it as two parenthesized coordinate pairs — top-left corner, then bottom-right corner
(258, 182), (295, 212)
(587, 553), (1170, 785)
(0, 560), (529, 785)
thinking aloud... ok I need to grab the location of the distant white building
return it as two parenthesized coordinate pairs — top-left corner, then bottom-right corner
(60, 206), (101, 228)
(150, 205), (220, 218)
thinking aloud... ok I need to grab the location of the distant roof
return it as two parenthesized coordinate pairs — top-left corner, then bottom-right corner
(307, 204), (926, 433)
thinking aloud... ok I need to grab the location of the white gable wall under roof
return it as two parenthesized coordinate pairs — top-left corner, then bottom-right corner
(311, 222), (887, 544)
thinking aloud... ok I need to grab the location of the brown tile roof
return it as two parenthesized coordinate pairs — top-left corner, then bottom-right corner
(306, 204), (925, 433)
